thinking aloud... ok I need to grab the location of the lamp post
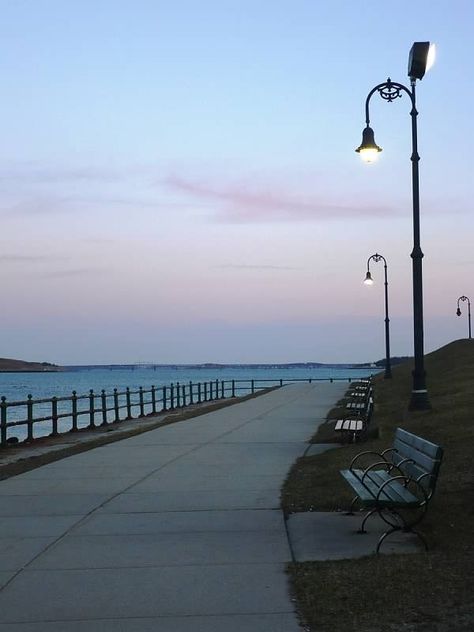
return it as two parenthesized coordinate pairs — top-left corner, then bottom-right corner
(355, 42), (435, 410)
(364, 253), (392, 379)
(456, 296), (472, 339)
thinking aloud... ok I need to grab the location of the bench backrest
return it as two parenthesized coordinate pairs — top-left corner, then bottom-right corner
(349, 386), (372, 404)
(390, 427), (443, 496)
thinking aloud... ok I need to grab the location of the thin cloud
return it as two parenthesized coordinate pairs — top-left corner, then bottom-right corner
(0, 165), (122, 184)
(0, 255), (69, 263)
(164, 174), (396, 223)
(41, 267), (107, 279)
(0, 196), (74, 217)
(216, 264), (301, 271)
(0, 193), (190, 218)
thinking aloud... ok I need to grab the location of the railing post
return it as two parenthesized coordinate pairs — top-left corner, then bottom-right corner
(71, 390), (78, 431)
(113, 388), (120, 422)
(1, 397), (7, 446)
(170, 383), (174, 410)
(101, 389), (108, 426)
(231, 379), (235, 398)
(89, 389), (96, 428)
(221, 380), (225, 399)
(280, 379), (283, 387)
(251, 379), (255, 394)
(176, 382), (181, 408)
(162, 386), (168, 411)
(209, 381), (213, 401)
(198, 382), (202, 403)
(139, 386), (145, 417)
(204, 382), (208, 402)
(126, 387), (132, 419)
(151, 385), (157, 414)
(216, 379), (219, 400)
(189, 381), (194, 405)
(51, 396), (58, 436)
(27, 394), (34, 441)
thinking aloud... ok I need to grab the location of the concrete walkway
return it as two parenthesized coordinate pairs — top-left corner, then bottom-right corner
(0, 382), (346, 631)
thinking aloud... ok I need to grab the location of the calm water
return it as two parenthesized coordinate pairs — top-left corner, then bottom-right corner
(0, 365), (376, 402)
(0, 366), (377, 442)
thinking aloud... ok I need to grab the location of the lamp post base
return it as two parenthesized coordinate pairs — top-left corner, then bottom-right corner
(408, 389), (431, 411)
(384, 368), (392, 379)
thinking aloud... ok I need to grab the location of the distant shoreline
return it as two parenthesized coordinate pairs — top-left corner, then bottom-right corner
(0, 358), (63, 373)
(63, 362), (376, 370)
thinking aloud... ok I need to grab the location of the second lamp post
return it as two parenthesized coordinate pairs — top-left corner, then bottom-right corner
(364, 253), (392, 379)
(456, 296), (472, 340)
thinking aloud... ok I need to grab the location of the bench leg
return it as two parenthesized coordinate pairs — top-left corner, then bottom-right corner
(376, 526), (429, 553)
(345, 495), (360, 515)
(358, 508), (377, 533)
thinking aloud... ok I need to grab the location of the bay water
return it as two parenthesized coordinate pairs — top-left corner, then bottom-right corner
(0, 365), (376, 442)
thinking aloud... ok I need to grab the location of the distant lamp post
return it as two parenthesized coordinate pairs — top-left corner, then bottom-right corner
(456, 296), (472, 339)
(356, 41), (435, 410)
(364, 253), (392, 379)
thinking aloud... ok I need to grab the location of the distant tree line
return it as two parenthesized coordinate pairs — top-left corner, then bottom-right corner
(375, 356), (412, 367)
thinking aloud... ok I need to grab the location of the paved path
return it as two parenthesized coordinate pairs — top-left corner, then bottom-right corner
(0, 382), (346, 631)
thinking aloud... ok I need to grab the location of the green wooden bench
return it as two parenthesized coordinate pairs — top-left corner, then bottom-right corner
(340, 427), (444, 552)
(334, 398), (373, 442)
(345, 384), (373, 413)
(333, 382), (373, 442)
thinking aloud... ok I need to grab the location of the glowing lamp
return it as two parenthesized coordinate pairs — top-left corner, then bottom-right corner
(364, 271), (374, 285)
(355, 126), (382, 163)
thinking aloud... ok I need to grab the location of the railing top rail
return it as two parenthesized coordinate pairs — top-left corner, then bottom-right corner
(0, 375), (373, 407)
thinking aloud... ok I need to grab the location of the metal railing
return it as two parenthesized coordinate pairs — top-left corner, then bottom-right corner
(0, 376), (370, 447)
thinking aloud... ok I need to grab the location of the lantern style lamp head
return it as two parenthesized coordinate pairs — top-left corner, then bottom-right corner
(364, 271), (374, 285)
(355, 126), (382, 163)
(408, 42), (436, 80)
(456, 307), (462, 317)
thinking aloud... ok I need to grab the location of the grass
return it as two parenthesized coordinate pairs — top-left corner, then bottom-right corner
(281, 339), (474, 632)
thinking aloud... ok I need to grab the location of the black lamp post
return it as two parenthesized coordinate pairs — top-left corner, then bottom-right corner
(456, 296), (472, 339)
(364, 253), (392, 379)
(356, 42), (435, 410)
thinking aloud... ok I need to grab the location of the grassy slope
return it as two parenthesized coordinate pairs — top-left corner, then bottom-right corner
(282, 339), (474, 632)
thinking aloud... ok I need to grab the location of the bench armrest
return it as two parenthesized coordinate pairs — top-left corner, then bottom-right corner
(392, 457), (415, 472)
(349, 450), (388, 470)
(376, 475), (429, 507)
(361, 460), (392, 481)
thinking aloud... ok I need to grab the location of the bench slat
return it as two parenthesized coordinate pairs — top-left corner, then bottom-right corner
(334, 419), (365, 432)
(341, 469), (419, 507)
(395, 428), (443, 460)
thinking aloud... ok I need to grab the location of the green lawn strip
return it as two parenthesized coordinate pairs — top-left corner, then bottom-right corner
(282, 339), (474, 631)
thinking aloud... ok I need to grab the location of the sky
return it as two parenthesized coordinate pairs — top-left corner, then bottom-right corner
(0, 0), (473, 364)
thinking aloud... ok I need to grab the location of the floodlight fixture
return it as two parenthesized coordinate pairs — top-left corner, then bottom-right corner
(408, 41), (436, 80)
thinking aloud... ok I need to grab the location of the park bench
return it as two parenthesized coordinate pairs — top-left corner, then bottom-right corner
(333, 398), (373, 442)
(333, 382), (373, 442)
(340, 427), (444, 552)
(346, 385), (373, 412)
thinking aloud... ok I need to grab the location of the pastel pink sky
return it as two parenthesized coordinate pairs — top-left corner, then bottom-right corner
(0, 1), (472, 363)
